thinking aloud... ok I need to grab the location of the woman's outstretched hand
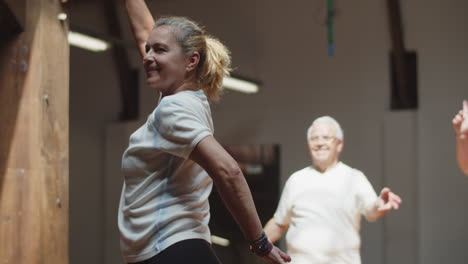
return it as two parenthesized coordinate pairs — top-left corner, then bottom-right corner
(261, 246), (291, 264)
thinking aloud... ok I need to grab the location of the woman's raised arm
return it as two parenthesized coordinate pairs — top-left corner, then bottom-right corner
(124, 0), (155, 58)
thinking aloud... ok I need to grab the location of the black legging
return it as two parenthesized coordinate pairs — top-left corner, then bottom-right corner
(133, 239), (221, 264)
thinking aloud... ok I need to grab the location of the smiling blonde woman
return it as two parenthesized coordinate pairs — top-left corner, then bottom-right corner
(118, 1), (291, 264)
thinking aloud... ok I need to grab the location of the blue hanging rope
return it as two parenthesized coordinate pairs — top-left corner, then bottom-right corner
(327, 0), (334, 56)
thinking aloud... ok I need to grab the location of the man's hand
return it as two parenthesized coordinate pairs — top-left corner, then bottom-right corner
(262, 246), (291, 264)
(453, 100), (468, 136)
(376, 187), (402, 212)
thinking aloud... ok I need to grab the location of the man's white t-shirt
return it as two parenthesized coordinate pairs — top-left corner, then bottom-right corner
(118, 90), (214, 263)
(274, 162), (378, 264)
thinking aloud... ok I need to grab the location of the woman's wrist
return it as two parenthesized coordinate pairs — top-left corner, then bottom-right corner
(249, 231), (273, 257)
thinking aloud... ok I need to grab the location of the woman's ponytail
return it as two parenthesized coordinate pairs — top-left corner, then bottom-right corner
(199, 37), (231, 101)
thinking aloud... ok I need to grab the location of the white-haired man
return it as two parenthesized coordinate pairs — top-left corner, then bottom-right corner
(264, 116), (402, 264)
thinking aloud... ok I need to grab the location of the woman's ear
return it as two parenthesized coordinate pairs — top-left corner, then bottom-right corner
(186, 52), (201, 72)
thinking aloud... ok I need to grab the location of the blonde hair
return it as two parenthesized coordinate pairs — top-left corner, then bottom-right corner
(155, 17), (231, 101)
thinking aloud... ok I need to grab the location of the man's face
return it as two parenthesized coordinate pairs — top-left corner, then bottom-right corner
(307, 123), (343, 169)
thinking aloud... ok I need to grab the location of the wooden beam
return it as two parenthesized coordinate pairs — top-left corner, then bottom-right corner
(387, 0), (418, 110)
(0, 0), (69, 263)
(387, 0), (411, 108)
(102, 0), (139, 120)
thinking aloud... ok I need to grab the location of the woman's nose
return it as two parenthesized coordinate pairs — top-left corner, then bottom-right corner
(143, 50), (155, 63)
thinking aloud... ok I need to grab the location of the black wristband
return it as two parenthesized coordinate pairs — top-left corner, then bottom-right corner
(249, 232), (273, 257)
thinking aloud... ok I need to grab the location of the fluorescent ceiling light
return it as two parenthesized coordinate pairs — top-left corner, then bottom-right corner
(245, 164), (263, 175)
(68, 31), (110, 52)
(211, 235), (230, 247)
(57, 13), (67, 21)
(223, 76), (259, 94)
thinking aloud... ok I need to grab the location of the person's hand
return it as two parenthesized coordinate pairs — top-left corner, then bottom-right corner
(261, 246), (291, 264)
(376, 187), (402, 212)
(453, 100), (468, 136)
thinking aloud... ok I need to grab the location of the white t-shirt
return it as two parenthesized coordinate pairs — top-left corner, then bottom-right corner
(118, 90), (214, 263)
(274, 162), (378, 264)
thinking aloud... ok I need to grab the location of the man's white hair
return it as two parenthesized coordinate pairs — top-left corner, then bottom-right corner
(306, 116), (344, 140)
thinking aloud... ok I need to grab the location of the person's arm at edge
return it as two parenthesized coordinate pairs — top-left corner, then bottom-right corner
(264, 218), (288, 243)
(453, 100), (468, 176)
(124, 0), (155, 58)
(190, 136), (291, 263)
(455, 136), (468, 176)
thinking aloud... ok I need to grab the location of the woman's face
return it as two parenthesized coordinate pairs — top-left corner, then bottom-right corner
(143, 26), (190, 95)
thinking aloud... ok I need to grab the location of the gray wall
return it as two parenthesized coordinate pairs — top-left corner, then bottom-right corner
(69, 0), (468, 263)
(412, 1), (468, 262)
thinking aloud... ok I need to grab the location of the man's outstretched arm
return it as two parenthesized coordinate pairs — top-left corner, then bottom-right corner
(264, 218), (289, 243)
(365, 187), (402, 222)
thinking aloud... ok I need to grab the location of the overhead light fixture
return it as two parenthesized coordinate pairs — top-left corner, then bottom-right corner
(68, 31), (110, 52)
(211, 235), (230, 247)
(245, 164), (263, 175)
(57, 13), (68, 21)
(223, 76), (259, 94)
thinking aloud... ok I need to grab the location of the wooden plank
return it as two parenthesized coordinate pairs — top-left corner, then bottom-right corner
(37, 0), (69, 262)
(0, 0), (69, 263)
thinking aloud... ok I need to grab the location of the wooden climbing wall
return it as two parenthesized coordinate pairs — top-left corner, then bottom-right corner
(0, 0), (69, 263)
